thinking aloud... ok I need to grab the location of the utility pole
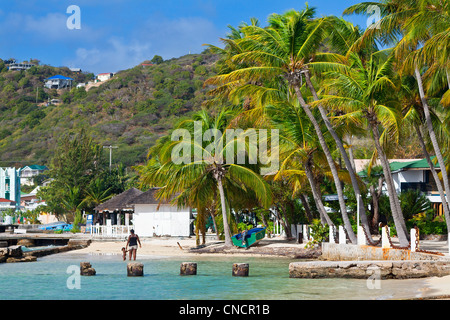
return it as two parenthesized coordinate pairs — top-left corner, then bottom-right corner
(103, 145), (118, 172)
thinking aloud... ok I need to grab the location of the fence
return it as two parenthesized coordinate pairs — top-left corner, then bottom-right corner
(90, 224), (133, 239)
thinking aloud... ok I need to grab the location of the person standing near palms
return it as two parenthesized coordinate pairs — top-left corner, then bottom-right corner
(126, 229), (141, 260)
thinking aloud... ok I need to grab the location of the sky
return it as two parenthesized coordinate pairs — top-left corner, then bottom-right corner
(0, 0), (369, 75)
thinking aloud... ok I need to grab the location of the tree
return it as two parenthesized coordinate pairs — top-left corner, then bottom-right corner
(316, 49), (410, 246)
(206, 7), (358, 243)
(344, 0), (450, 238)
(139, 108), (273, 247)
(37, 129), (105, 221)
(151, 55), (164, 65)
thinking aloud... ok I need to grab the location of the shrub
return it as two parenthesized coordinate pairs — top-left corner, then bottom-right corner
(305, 219), (329, 248)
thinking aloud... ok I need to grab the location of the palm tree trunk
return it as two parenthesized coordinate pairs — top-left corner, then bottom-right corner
(299, 193), (313, 223)
(369, 122), (409, 247)
(294, 85), (357, 243)
(303, 158), (334, 227)
(216, 176), (233, 247)
(304, 71), (372, 237)
(415, 66), (450, 222)
(414, 123), (450, 230)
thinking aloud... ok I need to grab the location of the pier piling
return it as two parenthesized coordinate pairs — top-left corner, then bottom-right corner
(127, 262), (144, 277)
(232, 263), (249, 277)
(180, 262), (197, 275)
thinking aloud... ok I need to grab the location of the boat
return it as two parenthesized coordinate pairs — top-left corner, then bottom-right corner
(232, 227), (266, 248)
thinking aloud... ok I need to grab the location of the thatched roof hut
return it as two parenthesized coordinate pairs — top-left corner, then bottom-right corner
(94, 187), (144, 213)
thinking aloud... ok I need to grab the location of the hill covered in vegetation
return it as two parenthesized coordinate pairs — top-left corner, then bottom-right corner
(0, 53), (219, 168)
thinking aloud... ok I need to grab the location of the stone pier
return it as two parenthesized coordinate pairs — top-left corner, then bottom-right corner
(289, 260), (450, 279)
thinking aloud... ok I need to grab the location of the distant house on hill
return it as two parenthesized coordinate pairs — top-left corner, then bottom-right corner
(7, 61), (36, 71)
(44, 75), (74, 89)
(19, 165), (48, 186)
(97, 72), (113, 82)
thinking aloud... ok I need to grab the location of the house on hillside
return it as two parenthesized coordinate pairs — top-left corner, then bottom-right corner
(97, 73), (113, 82)
(19, 165), (48, 186)
(7, 61), (36, 71)
(129, 187), (194, 237)
(44, 75), (74, 89)
(358, 157), (446, 216)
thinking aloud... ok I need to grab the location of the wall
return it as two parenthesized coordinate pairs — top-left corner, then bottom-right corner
(133, 204), (191, 237)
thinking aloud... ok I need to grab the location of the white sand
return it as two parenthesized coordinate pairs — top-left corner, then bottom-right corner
(68, 236), (307, 258)
(422, 276), (450, 298)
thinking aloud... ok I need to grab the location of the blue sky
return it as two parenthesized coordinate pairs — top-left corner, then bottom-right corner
(0, 0), (368, 74)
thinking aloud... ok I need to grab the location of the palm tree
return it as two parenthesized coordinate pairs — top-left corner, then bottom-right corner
(141, 108), (273, 247)
(81, 177), (113, 209)
(206, 7), (358, 243)
(345, 0), (450, 235)
(265, 97), (335, 226)
(316, 49), (410, 246)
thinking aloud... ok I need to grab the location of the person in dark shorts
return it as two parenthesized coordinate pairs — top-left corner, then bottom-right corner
(126, 229), (141, 260)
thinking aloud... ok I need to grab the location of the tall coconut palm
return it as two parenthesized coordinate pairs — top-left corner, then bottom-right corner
(345, 0), (450, 235)
(206, 7), (358, 243)
(141, 108), (273, 247)
(316, 49), (410, 246)
(265, 97), (336, 226)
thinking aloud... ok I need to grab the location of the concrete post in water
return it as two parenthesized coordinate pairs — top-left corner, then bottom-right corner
(80, 262), (96, 276)
(232, 263), (249, 277)
(339, 226), (346, 244)
(127, 262), (144, 277)
(329, 225), (336, 243)
(180, 262), (197, 275)
(357, 226), (366, 246)
(382, 226), (391, 249)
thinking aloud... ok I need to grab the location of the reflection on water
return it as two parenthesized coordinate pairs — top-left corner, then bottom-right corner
(0, 253), (429, 300)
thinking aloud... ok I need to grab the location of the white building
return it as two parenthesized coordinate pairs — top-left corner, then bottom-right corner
(97, 73), (113, 82)
(0, 167), (21, 211)
(19, 165), (48, 186)
(130, 188), (193, 237)
(358, 157), (445, 216)
(44, 75), (74, 89)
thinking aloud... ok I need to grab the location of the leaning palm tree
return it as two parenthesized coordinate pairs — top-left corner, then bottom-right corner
(142, 108), (273, 247)
(316, 49), (410, 246)
(345, 0), (450, 234)
(264, 96), (336, 226)
(206, 7), (358, 243)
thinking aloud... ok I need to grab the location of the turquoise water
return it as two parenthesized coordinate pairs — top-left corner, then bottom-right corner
(0, 253), (429, 300)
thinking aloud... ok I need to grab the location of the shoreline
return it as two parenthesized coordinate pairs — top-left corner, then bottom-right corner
(32, 236), (450, 300)
(65, 236), (321, 259)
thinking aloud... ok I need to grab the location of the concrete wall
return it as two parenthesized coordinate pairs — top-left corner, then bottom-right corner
(321, 243), (445, 261)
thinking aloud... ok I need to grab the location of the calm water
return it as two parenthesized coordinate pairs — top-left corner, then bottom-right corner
(0, 252), (429, 300)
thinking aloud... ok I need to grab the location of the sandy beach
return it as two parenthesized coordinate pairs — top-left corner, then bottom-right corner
(69, 235), (320, 259)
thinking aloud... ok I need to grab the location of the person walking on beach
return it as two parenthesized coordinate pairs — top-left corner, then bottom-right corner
(126, 229), (141, 260)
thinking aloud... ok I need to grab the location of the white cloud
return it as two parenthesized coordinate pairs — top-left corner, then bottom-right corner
(66, 37), (152, 73)
(65, 15), (222, 74)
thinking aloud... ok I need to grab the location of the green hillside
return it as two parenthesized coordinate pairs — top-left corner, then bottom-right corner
(0, 53), (219, 168)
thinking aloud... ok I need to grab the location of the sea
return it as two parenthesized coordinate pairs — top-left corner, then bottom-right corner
(0, 251), (431, 301)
